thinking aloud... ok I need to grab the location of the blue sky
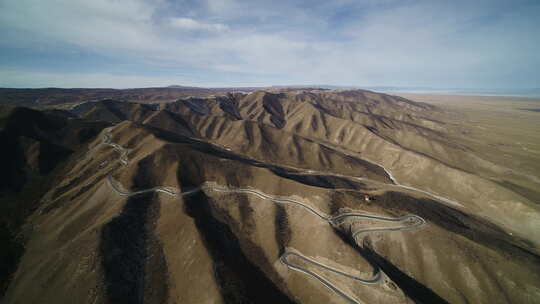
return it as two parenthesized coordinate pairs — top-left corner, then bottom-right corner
(0, 0), (539, 88)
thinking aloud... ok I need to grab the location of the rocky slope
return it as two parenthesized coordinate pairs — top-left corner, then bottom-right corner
(0, 105), (108, 294)
(2, 89), (540, 304)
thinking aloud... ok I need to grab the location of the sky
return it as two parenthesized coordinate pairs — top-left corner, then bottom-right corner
(0, 0), (539, 89)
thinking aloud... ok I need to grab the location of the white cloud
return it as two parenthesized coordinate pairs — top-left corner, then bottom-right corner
(0, 0), (161, 52)
(168, 17), (228, 33)
(205, 0), (236, 14)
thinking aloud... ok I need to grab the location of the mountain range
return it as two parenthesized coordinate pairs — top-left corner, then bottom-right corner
(1, 88), (539, 304)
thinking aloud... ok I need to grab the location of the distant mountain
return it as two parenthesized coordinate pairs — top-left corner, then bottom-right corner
(2, 86), (539, 109)
(166, 85), (205, 89)
(0, 87), (258, 107)
(270, 84), (358, 89)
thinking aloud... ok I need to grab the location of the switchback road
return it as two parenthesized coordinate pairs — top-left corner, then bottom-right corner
(98, 126), (426, 304)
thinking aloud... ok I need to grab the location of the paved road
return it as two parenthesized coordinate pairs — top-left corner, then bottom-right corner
(102, 127), (129, 166)
(275, 160), (463, 208)
(212, 140), (464, 208)
(97, 126), (426, 304)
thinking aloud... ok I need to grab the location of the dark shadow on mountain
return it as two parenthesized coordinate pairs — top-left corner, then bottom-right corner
(270, 170), (366, 190)
(275, 205), (291, 256)
(494, 180), (540, 204)
(181, 181), (296, 304)
(375, 191), (540, 264)
(360, 245), (450, 304)
(100, 193), (153, 304)
(333, 227), (449, 304)
(100, 156), (170, 304)
(143, 125), (368, 192)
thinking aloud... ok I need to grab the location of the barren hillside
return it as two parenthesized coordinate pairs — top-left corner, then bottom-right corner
(2, 89), (539, 304)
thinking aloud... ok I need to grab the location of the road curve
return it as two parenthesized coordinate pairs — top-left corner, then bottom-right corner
(102, 127), (129, 166)
(96, 126), (426, 304)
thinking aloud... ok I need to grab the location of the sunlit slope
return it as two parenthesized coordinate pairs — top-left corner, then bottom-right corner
(161, 91), (540, 246)
(70, 90), (540, 249)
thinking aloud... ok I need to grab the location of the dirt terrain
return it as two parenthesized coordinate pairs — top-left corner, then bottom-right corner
(1, 89), (539, 304)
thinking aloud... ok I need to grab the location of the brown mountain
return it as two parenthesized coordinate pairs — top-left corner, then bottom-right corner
(1, 89), (539, 304)
(0, 105), (109, 294)
(0, 87), (256, 107)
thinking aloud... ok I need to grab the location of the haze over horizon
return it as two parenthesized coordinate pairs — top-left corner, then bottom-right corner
(1, 0), (539, 89)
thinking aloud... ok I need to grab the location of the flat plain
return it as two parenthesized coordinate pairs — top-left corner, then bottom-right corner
(396, 93), (540, 197)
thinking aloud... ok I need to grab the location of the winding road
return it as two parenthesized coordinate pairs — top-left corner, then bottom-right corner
(98, 126), (426, 304)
